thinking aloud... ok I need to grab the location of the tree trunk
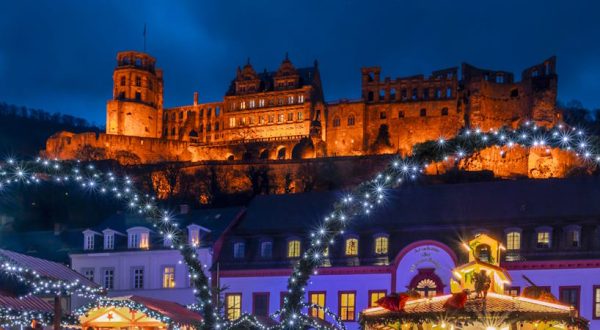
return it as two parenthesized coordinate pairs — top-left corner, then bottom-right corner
(53, 296), (61, 330)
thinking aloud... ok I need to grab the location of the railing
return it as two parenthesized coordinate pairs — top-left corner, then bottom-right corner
(189, 134), (308, 147)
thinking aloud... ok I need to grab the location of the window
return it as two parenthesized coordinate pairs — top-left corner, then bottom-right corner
(160, 266), (175, 288)
(288, 240), (301, 258)
(259, 99), (265, 107)
(240, 101), (246, 110)
(148, 80), (153, 91)
(559, 286), (580, 310)
(288, 96), (295, 104)
(259, 116), (265, 124)
(415, 278), (438, 298)
(339, 292), (356, 321)
(412, 88), (418, 100)
(435, 88), (441, 98)
(594, 286), (600, 319)
(249, 100), (255, 108)
(369, 290), (387, 307)
(226, 294), (242, 320)
(566, 226), (581, 248)
(234, 242), (245, 259)
(446, 87), (452, 98)
(398, 111), (405, 118)
(537, 230), (551, 249)
(390, 88), (396, 100)
(374, 236), (388, 255)
(278, 98), (284, 105)
(189, 227), (200, 246)
(423, 88), (429, 99)
(104, 233), (114, 250)
(84, 234), (94, 251)
(347, 115), (355, 126)
(260, 241), (273, 258)
(367, 91), (374, 102)
(268, 115), (274, 123)
(505, 231), (521, 250)
(420, 108), (427, 117)
(120, 76), (126, 86)
(298, 95), (305, 103)
(297, 111), (303, 121)
(229, 117), (236, 128)
(401, 89), (407, 100)
(215, 122), (220, 131)
(135, 92), (141, 101)
(505, 286), (520, 297)
(103, 268), (114, 289)
(379, 111), (387, 119)
(333, 116), (340, 127)
(345, 238), (358, 256)
(288, 112), (294, 121)
(441, 107), (449, 116)
(309, 292), (326, 319)
(253, 293), (269, 317)
(82, 268), (94, 282)
(278, 114), (284, 123)
(128, 231), (149, 249)
(135, 76), (141, 87)
(207, 108), (212, 117)
(132, 267), (144, 289)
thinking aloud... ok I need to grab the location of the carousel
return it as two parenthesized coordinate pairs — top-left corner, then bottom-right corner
(75, 295), (202, 330)
(360, 234), (588, 330)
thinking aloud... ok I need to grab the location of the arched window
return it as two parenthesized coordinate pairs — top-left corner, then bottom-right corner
(416, 278), (438, 298)
(347, 115), (355, 126)
(409, 269), (443, 298)
(506, 231), (521, 250)
(288, 240), (301, 258)
(333, 116), (341, 127)
(374, 236), (388, 255)
(345, 238), (358, 256)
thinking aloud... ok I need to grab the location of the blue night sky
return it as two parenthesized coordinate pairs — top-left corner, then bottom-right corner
(1, 0), (599, 126)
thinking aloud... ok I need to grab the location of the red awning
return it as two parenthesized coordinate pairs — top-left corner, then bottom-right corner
(128, 295), (203, 325)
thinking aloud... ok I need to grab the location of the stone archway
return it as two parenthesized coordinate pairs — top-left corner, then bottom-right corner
(291, 138), (315, 159)
(259, 149), (270, 160)
(276, 146), (287, 160)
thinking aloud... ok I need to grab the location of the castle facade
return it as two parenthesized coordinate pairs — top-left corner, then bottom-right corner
(45, 51), (560, 166)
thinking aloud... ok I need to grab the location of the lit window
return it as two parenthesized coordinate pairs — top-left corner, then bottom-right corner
(374, 236), (388, 255)
(240, 101), (246, 110)
(369, 291), (386, 307)
(288, 95), (294, 104)
(234, 242), (245, 259)
(297, 112), (303, 121)
(537, 231), (551, 249)
(259, 116), (265, 124)
(345, 238), (358, 256)
(416, 278), (437, 298)
(309, 292), (326, 319)
(298, 95), (305, 103)
(505, 286), (520, 297)
(259, 99), (265, 107)
(288, 240), (301, 258)
(347, 115), (355, 126)
(506, 231), (521, 250)
(226, 294), (242, 320)
(278, 114), (284, 123)
(132, 267), (144, 289)
(260, 241), (273, 258)
(333, 116), (340, 127)
(162, 266), (175, 288)
(103, 268), (114, 289)
(189, 227), (200, 247)
(249, 100), (255, 108)
(339, 292), (356, 321)
(229, 117), (236, 128)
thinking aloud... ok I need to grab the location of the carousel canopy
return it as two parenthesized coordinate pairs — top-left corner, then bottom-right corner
(361, 292), (588, 329)
(0, 290), (53, 313)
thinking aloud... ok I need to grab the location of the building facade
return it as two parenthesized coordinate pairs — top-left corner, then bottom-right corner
(45, 51), (560, 169)
(214, 178), (600, 329)
(70, 207), (243, 306)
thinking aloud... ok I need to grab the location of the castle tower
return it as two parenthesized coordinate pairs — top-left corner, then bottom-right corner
(106, 51), (164, 138)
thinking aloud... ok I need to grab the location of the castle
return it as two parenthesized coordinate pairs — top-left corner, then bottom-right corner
(45, 51), (562, 170)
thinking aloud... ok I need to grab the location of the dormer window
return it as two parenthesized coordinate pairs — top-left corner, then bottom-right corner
(234, 242), (245, 259)
(127, 227), (150, 249)
(188, 225), (201, 247)
(104, 232), (114, 250)
(505, 228), (522, 251)
(345, 237), (359, 256)
(374, 235), (389, 255)
(260, 241), (273, 258)
(565, 225), (581, 248)
(536, 227), (552, 249)
(84, 233), (95, 251)
(287, 239), (301, 258)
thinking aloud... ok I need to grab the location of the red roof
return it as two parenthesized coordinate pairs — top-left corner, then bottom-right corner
(128, 295), (203, 325)
(0, 294), (53, 312)
(0, 249), (97, 287)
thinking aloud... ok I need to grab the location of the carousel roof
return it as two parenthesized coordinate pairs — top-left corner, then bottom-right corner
(0, 292), (53, 312)
(361, 292), (588, 329)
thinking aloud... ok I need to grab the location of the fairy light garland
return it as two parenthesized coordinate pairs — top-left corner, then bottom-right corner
(1, 121), (597, 330)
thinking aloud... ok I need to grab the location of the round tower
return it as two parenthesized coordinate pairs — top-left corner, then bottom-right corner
(106, 51), (164, 138)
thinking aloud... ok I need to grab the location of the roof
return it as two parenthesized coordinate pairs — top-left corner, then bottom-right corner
(361, 292), (587, 329)
(0, 293), (53, 312)
(218, 177), (600, 269)
(226, 66), (318, 96)
(0, 229), (81, 263)
(0, 248), (97, 287)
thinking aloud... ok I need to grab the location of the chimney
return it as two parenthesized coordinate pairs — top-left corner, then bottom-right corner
(179, 204), (190, 215)
(193, 92), (199, 106)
